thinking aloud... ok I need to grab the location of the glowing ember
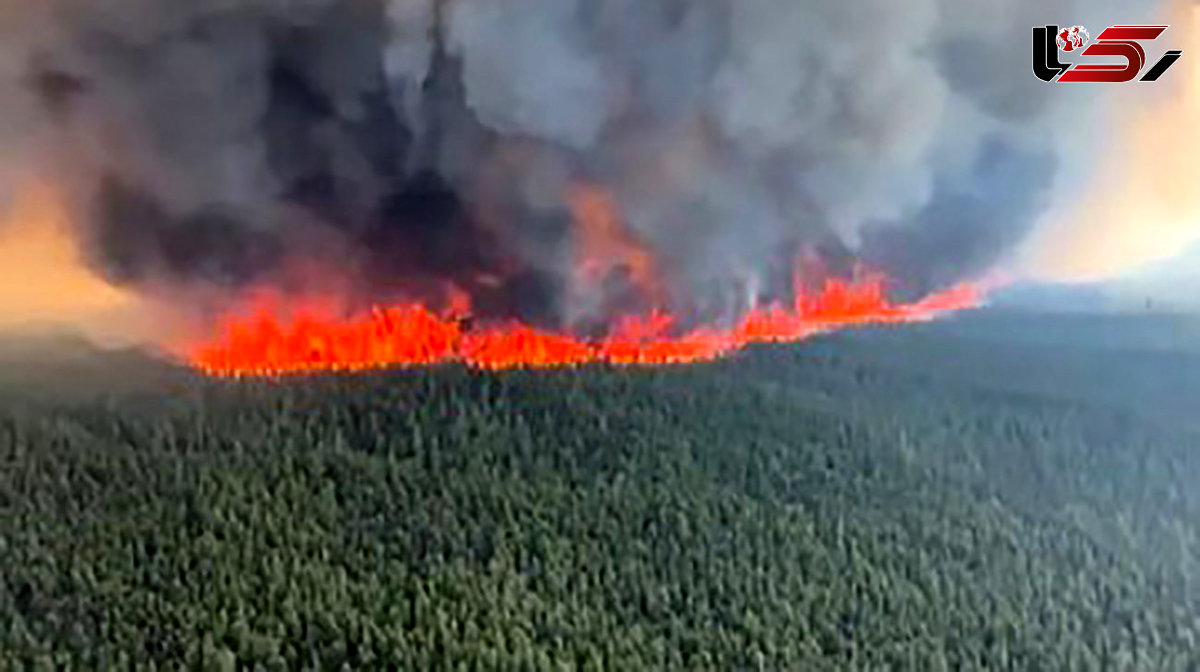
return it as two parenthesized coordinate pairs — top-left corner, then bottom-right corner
(186, 277), (986, 377)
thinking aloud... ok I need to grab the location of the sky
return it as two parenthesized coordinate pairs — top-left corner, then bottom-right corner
(0, 180), (160, 345)
(1018, 0), (1200, 282)
(0, 182), (132, 325)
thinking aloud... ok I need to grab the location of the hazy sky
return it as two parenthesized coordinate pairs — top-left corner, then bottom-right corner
(1018, 1), (1200, 282)
(0, 182), (132, 326)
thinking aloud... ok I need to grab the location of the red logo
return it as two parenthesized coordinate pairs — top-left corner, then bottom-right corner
(1034, 24), (1183, 83)
(1056, 26), (1090, 52)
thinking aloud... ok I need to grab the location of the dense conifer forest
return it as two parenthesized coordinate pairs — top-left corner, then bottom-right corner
(2, 311), (1200, 669)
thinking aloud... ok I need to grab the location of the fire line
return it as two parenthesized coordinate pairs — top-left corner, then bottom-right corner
(185, 276), (985, 377)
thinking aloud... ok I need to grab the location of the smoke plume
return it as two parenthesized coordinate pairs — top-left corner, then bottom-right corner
(0, 0), (1169, 328)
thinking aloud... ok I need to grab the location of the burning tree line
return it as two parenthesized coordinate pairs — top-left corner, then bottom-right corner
(186, 178), (985, 376)
(187, 274), (983, 375)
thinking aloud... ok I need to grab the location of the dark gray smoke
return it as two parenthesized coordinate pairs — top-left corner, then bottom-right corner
(0, 0), (1165, 326)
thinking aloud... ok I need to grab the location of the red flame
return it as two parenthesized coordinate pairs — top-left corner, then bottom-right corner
(186, 276), (986, 377)
(185, 184), (988, 376)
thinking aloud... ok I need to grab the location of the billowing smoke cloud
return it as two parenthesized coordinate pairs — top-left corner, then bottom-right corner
(0, 0), (1169, 327)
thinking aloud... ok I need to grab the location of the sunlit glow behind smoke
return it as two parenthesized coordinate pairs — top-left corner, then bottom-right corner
(1021, 1), (1200, 281)
(0, 182), (133, 332)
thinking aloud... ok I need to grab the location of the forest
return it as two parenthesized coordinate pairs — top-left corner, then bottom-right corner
(2, 310), (1200, 670)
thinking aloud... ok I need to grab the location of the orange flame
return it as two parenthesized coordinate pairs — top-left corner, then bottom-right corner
(187, 184), (986, 376)
(568, 185), (664, 304)
(186, 276), (986, 377)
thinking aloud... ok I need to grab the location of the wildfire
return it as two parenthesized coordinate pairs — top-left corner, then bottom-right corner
(568, 186), (664, 305)
(186, 181), (988, 377)
(186, 276), (985, 377)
